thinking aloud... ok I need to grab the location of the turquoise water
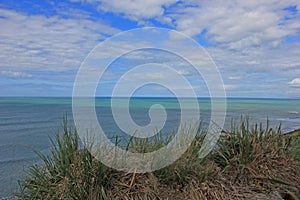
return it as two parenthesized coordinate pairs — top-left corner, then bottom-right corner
(0, 97), (300, 197)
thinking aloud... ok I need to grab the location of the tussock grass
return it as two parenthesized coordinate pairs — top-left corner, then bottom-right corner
(289, 129), (300, 166)
(17, 117), (300, 199)
(18, 118), (111, 200)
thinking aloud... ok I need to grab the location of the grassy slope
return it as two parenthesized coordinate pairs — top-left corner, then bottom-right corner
(17, 118), (300, 200)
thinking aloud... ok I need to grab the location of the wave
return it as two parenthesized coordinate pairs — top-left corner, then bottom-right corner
(288, 111), (299, 114)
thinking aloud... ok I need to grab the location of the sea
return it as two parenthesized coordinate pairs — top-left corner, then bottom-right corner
(0, 97), (300, 197)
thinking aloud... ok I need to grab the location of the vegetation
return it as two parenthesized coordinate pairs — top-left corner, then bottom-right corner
(17, 117), (300, 199)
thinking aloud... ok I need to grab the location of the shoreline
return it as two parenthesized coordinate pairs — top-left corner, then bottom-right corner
(284, 128), (300, 137)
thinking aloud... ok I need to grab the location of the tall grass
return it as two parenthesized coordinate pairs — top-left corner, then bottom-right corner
(17, 117), (300, 199)
(213, 117), (288, 169)
(18, 118), (109, 199)
(154, 133), (210, 184)
(212, 117), (300, 199)
(289, 131), (300, 166)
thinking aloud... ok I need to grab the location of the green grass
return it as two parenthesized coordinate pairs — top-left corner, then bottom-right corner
(290, 132), (300, 166)
(17, 117), (300, 200)
(213, 117), (287, 169)
(18, 118), (110, 199)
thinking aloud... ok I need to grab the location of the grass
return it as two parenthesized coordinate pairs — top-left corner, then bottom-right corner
(17, 117), (300, 199)
(213, 117), (289, 172)
(289, 129), (300, 166)
(18, 118), (110, 199)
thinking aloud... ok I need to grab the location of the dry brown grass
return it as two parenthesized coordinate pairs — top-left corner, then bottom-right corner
(101, 156), (300, 200)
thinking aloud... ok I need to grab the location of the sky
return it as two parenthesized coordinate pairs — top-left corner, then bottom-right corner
(0, 0), (300, 98)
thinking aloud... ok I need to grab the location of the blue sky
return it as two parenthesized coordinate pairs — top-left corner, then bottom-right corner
(0, 0), (300, 98)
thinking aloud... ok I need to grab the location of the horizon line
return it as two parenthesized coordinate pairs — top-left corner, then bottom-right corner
(0, 96), (299, 100)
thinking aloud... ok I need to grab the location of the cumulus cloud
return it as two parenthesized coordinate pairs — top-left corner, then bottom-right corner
(205, 41), (300, 97)
(288, 78), (300, 87)
(1, 1), (300, 97)
(92, 30), (300, 97)
(0, 8), (120, 77)
(74, 0), (300, 50)
(171, 0), (300, 49)
(70, 0), (179, 20)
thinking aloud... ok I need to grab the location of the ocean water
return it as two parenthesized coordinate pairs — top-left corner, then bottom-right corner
(0, 97), (300, 197)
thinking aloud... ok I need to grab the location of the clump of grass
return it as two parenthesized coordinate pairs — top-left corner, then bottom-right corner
(154, 133), (210, 184)
(109, 124), (212, 185)
(17, 117), (300, 199)
(288, 129), (300, 166)
(17, 117), (110, 200)
(213, 117), (300, 197)
(214, 117), (287, 169)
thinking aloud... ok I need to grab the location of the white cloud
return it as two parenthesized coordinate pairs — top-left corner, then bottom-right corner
(91, 30), (300, 98)
(1, 1), (300, 98)
(288, 78), (300, 87)
(0, 8), (120, 77)
(74, 0), (300, 50)
(171, 0), (300, 49)
(71, 0), (179, 20)
(120, 69), (191, 82)
(228, 76), (242, 80)
(0, 70), (32, 78)
(224, 84), (238, 90)
(177, 69), (190, 75)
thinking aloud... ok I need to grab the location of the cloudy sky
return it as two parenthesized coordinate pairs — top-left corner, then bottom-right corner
(0, 0), (300, 98)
